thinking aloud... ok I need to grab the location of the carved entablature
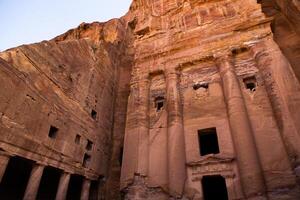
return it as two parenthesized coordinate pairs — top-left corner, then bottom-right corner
(179, 62), (219, 90)
(187, 154), (235, 181)
(180, 2), (237, 31)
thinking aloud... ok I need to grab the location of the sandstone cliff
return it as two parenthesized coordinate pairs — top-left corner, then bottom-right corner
(0, 18), (134, 199)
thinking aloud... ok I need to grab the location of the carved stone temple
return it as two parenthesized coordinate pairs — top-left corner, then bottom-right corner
(0, 0), (300, 199)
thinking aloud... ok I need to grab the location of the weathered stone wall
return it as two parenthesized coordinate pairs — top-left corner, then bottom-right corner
(121, 0), (300, 199)
(0, 19), (134, 199)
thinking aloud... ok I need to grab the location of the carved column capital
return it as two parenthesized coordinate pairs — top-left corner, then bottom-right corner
(213, 51), (232, 62)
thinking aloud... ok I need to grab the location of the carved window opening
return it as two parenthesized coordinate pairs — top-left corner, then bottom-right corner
(91, 109), (97, 120)
(48, 126), (58, 139)
(86, 140), (93, 151)
(198, 128), (220, 156)
(193, 82), (209, 90)
(202, 175), (229, 200)
(155, 96), (165, 112)
(243, 76), (257, 92)
(83, 154), (91, 168)
(75, 134), (81, 145)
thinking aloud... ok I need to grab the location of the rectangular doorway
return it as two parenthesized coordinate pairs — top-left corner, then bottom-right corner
(202, 175), (228, 200)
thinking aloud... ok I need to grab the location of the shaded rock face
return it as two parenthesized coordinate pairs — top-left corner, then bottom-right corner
(259, 0), (300, 81)
(0, 0), (300, 200)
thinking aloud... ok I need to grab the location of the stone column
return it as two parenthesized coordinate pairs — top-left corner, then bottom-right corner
(23, 163), (45, 200)
(120, 74), (150, 189)
(80, 178), (91, 200)
(0, 151), (10, 183)
(251, 37), (300, 166)
(137, 76), (150, 175)
(165, 69), (186, 197)
(215, 54), (266, 198)
(55, 172), (71, 200)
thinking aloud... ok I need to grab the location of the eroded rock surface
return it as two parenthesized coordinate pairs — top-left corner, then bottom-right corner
(0, 0), (300, 200)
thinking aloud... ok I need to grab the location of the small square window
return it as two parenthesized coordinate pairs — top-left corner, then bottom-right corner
(91, 109), (97, 120)
(75, 134), (81, 145)
(193, 82), (209, 90)
(155, 96), (164, 112)
(243, 76), (257, 92)
(48, 126), (58, 139)
(86, 140), (93, 151)
(198, 128), (220, 156)
(83, 153), (91, 168)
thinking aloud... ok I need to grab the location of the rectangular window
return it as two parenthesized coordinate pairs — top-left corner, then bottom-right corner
(243, 76), (257, 92)
(48, 126), (58, 139)
(198, 127), (220, 156)
(75, 134), (81, 145)
(86, 140), (93, 151)
(155, 96), (164, 112)
(83, 154), (91, 168)
(91, 109), (97, 120)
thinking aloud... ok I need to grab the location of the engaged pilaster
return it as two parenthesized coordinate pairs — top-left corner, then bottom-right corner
(165, 68), (186, 197)
(120, 74), (150, 189)
(23, 163), (45, 200)
(80, 178), (91, 200)
(251, 39), (300, 166)
(215, 53), (266, 198)
(137, 75), (150, 175)
(55, 172), (71, 200)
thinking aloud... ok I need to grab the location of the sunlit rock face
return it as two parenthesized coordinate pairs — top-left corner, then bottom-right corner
(0, 0), (300, 200)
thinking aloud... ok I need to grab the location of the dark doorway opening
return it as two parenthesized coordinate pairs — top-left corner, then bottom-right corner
(0, 156), (33, 199)
(66, 174), (83, 200)
(36, 166), (61, 200)
(198, 128), (220, 156)
(202, 175), (228, 200)
(89, 180), (99, 200)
